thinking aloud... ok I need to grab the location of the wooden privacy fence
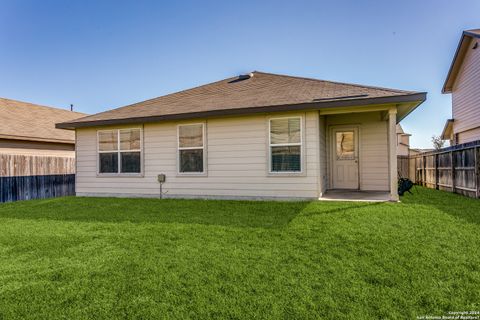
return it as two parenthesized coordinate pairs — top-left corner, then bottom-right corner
(0, 153), (75, 177)
(0, 174), (75, 203)
(397, 155), (413, 180)
(397, 140), (480, 198)
(0, 153), (76, 203)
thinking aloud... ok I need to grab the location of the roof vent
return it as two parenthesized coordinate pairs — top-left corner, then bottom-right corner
(228, 73), (253, 83)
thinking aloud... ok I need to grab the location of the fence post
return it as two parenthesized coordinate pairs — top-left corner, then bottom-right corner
(422, 155), (426, 187)
(450, 151), (455, 193)
(406, 156), (409, 180)
(435, 153), (439, 190)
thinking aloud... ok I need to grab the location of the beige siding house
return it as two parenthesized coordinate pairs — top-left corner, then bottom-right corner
(58, 72), (426, 201)
(442, 29), (480, 145)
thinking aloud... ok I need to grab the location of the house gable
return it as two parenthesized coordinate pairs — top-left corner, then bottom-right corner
(451, 36), (480, 139)
(443, 29), (480, 94)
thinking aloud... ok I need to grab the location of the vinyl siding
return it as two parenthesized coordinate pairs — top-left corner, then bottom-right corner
(75, 111), (320, 199)
(0, 138), (75, 156)
(396, 133), (410, 156)
(325, 112), (389, 191)
(457, 126), (480, 144)
(452, 37), (480, 141)
(396, 143), (409, 156)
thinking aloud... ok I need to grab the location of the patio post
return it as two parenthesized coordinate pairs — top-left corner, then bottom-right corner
(388, 107), (399, 201)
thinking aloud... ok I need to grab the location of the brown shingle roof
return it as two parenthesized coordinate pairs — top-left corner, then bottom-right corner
(57, 71), (426, 129)
(0, 97), (86, 143)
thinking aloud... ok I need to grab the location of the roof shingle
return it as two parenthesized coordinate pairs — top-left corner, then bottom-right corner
(0, 97), (86, 143)
(58, 71), (425, 128)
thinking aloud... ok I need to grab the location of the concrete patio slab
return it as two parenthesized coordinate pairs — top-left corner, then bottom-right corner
(320, 190), (392, 202)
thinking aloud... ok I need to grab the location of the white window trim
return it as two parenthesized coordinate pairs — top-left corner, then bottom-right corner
(268, 116), (304, 175)
(177, 122), (207, 176)
(96, 128), (144, 177)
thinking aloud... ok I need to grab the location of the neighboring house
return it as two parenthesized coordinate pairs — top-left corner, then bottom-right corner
(57, 71), (426, 201)
(0, 97), (86, 156)
(441, 29), (480, 145)
(396, 124), (411, 156)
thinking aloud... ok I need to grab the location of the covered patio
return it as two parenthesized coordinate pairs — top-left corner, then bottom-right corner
(317, 105), (403, 202)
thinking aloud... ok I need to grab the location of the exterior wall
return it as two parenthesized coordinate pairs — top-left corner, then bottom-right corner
(75, 111), (320, 200)
(400, 135), (409, 146)
(0, 138), (75, 156)
(396, 141), (409, 156)
(325, 112), (389, 191)
(457, 126), (480, 144)
(452, 37), (480, 142)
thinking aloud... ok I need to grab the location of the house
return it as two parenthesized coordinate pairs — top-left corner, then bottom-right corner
(57, 71), (426, 201)
(396, 124), (411, 156)
(0, 97), (86, 156)
(441, 29), (480, 145)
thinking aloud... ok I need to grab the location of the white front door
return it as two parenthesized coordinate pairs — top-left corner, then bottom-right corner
(331, 127), (359, 189)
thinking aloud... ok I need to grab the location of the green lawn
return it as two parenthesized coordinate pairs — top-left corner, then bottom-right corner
(0, 188), (479, 319)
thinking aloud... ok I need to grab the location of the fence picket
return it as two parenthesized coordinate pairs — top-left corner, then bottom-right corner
(0, 153), (76, 203)
(0, 153), (75, 177)
(398, 140), (480, 199)
(0, 174), (75, 203)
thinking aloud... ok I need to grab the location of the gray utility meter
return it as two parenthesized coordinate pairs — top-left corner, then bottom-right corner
(157, 174), (167, 199)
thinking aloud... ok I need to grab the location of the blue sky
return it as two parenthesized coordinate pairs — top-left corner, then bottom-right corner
(0, 0), (478, 148)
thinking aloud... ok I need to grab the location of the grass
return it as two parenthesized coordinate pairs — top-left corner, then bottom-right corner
(0, 187), (479, 319)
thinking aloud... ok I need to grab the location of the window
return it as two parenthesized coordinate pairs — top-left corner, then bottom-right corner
(269, 117), (302, 172)
(178, 123), (205, 173)
(98, 128), (141, 174)
(335, 131), (355, 160)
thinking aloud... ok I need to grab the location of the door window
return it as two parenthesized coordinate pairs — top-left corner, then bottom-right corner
(335, 131), (355, 160)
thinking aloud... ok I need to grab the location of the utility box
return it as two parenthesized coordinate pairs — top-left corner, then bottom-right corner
(157, 174), (166, 183)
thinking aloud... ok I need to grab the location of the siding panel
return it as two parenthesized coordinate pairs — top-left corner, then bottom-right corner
(75, 112), (320, 199)
(452, 37), (480, 142)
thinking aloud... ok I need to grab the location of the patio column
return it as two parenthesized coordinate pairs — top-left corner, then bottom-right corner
(388, 107), (399, 201)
